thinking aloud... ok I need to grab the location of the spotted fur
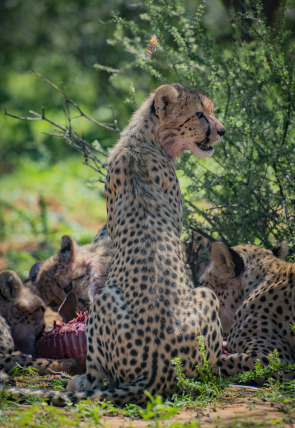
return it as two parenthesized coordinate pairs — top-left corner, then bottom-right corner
(201, 242), (295, 376)
(31, 224), (212, 324)
(0, 270), (83, 378)
(30, 227), (112, 322)
(1, 84), (225, 405)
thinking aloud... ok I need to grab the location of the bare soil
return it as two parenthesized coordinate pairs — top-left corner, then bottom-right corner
(94, 389), (294, 427)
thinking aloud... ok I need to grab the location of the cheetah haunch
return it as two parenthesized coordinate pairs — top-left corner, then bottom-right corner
(0, 270), (83, 379)
(2, 84), (225, 405)
(201, 242), (295, 376)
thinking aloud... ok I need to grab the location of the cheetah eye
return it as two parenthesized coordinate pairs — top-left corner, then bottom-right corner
(64, 281), (73, 293)
(196, 112), (204, 119)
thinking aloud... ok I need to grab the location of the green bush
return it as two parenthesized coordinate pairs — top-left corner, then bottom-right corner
(102, 0), (295, 255)
(4, 0), (295, 257)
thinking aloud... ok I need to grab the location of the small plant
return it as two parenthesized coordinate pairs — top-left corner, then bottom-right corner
(173, 345), (295, 404)
(139, 392), (180, 420)
(232, 350), (295, 385)
(172, 336), (228, 403)
(194, 336), (215, 383)
(9, 364), (40, 381)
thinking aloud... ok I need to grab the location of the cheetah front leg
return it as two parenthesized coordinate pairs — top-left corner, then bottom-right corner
(213, 337), (295, 379)
(67, 365), (113, 392)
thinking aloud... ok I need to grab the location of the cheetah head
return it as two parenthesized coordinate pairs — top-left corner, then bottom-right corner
(31, 233), (112, 322)
(0, 270), (45, 354)
(31, 235), (90, 317)
(200, 242), (245, 334)
(154, 84), (225, 159)
(200, 241), (289, 334)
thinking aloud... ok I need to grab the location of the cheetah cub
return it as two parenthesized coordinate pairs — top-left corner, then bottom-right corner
(201, 242), (295, 376)
(2, 84), (225, 405)
(201, 241), (288, 334)
(31, 229), (112, 322)
(0, 270), (83, 378)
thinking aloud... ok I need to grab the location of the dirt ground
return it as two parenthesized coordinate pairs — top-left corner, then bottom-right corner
(96, 389), (294, 427)
(43, 310), (295, 427)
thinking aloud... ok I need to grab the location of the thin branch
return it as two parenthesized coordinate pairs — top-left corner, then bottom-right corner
(4, 108), (108, 159)
(185, 199), (229, 244)
(21, 70), (121, 134)
(3, 110), (40, 121)
(189, 226), (217, 243)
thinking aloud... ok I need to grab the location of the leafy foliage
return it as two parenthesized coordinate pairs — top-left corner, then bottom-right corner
(100, 0), (295, 253)
(173, 344), (295, 398)
(4, 0), (295, 257)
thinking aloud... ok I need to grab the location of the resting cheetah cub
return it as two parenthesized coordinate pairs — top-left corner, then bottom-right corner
(0, 270), (83, 377)
(31, 229), (112, 322)
(2, 84), (225, 405)
(201, 242), (295, 376)
(201, 241), (288, 334)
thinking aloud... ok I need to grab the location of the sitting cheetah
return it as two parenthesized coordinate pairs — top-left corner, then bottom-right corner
(30, 228), (112, 322)
(201, 242), (295, 376)
(0, 270), (83, 377)
(2, 84), (225, 405)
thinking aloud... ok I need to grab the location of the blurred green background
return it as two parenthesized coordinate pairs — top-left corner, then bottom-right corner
(1, 0), (295, 277)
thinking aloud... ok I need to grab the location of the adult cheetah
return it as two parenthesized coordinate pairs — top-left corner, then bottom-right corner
(2, 84), (225, 405)
(0, 270), (83, 378)
(201, 242), (295, 376)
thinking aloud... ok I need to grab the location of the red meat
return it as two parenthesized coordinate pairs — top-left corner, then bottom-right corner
(35, 312), (87, 362)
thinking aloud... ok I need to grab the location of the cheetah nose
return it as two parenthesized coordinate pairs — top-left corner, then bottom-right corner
(217, 128), (226, 137)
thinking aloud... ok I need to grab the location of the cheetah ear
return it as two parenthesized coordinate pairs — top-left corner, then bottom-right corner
(209, 242), (244, 277)
(172, 83), (184, 91)
(271, 240), (288, 260)
(154, 84), (179, 121)
(0, 270), (23, 301)
(29, 262), (43, 284)
(58, 235), (76, 263)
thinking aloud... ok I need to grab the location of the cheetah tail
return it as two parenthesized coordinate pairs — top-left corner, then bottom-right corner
(0, 382), (152, 407)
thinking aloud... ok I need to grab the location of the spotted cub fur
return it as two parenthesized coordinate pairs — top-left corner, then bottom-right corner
(31, 229), (112, 322)
(0, 270), (83, 376)
(1, 84), (225, 405)
(201, 241), (288, 334)
(201, 242), (295, 376)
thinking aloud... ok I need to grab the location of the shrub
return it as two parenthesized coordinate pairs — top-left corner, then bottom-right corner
(102, 0), (295, 255)
(6, 0), (295, 256)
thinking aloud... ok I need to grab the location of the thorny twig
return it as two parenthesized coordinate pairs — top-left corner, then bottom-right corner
(23, 70), (121, 134)
(185, 199), (230, 244)
(4, 108), (108, 179)
(3, 71), (122, 180)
